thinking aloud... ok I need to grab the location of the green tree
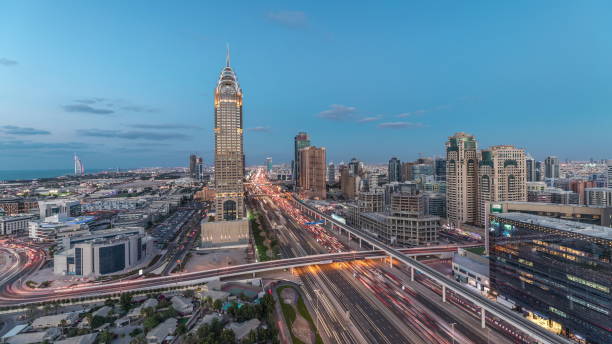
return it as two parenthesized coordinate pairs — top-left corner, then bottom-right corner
(143, 316), (160, 332)
(129, 335), (146, 344)
(90, 316), (107, 329)
(97, 330), (113, 344)
(220, 329), (235, 344)
(120, 293), (133, 311)
(212, 299), (223, 311)
(176, 322), (187, 335)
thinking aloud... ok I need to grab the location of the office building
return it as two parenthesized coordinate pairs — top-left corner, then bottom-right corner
(340, 164), (360, 200)
(401, 162), (414, 181)
(359, 191), (440, 247)
(585, 187), (612, 206)
(411, 163), (434, 184)
(348, 158), (363, 177)
(298, 146), (327, 200)
(265, 157), (272, 173)
(477, 145), (527, 227)
(195, 156), (204, 180)
(327, 162), (335, 184)
(544, 156), (560, 179)
(293, 132), (310, 187)
(202, 50), (249, 247)
(569, 180), (597, 204)
(535, 161), (543, 181)
(38, 199), (81, 220)
(424, 192), (446, 217)
(212, 50), (245, 221)
(488, 213), (611, 344)
(446, 132), (479, 226)
(53, 228), (153, 277)
(486, 201), (612, 227)
(0, 215), (34, 236)
(189, 154), (198, 178)
(434, 158), (446, 181)
(0, 197), (38, 216)
(526, 155), (536, 182)
(607, 160), (612, 187)
(388, 157), (402, 183)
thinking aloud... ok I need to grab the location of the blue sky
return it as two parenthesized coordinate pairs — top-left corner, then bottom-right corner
(1, 1), (611, 170)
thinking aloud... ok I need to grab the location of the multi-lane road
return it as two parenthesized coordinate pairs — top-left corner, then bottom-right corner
(247, 169), (522, 344)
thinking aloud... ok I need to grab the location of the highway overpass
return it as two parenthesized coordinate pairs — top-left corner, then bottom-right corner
(0, 245), (467, 307)
(291, 195), (573, 344)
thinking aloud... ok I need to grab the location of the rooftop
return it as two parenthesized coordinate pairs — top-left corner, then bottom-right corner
(492, 212), (612, 240)
(453, 253), (489, 277)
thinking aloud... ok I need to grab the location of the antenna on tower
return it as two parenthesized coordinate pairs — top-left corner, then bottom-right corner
(226, 43), (230, 67)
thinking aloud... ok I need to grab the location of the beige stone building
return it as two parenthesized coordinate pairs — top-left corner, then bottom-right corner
(477, 145), (527, 227)
(445, 132), (479, 226)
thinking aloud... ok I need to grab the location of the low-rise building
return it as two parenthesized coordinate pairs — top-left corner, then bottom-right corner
(226, 319), (260, 341)
(53, 228), (153, 277)
(31, 312), (80, 329)
(452, 248), (489, 294)
(146, 318), (177, 344)
(485, 201), (612, 227)
(54, 333), (98, 344)
(171, 295), (194, 314)
(585, 187), (612, 206)
(3, 328), (60, 344)
(0, 215), (34, 236)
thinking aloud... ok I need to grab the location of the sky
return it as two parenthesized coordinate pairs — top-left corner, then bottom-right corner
(1, 1), (611, 170)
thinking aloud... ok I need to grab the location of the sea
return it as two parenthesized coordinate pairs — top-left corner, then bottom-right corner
(0, 169), (107, 182)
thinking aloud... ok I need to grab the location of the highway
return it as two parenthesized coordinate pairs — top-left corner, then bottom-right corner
(247, 169), (520, 344)
(294, 196), (574, 344)
(0, 247), (468, 307)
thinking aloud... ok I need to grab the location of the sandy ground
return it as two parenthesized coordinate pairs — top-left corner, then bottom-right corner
(281, 286), (314, 344)
(27, 267), (90, 288)
(184, 248), (248, 272)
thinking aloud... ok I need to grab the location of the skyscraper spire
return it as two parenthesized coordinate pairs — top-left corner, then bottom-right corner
(226, 43), (230, 67)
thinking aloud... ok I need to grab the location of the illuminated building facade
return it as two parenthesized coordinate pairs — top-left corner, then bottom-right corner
(213, 50), (245, 221)
(488, 212), (611, 344)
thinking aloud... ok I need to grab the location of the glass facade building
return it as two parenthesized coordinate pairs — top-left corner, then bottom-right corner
(99, 244), (126, 275)
(488, 212), (611, 344)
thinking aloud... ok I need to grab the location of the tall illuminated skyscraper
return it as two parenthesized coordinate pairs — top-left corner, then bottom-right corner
(213, 49), (245, 221)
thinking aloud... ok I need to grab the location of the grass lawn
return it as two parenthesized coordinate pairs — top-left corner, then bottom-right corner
(277, 286), (323, 344)
(465, 246), (486, 255)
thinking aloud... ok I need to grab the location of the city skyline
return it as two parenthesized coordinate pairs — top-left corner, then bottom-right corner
(2, 1), (612, 170)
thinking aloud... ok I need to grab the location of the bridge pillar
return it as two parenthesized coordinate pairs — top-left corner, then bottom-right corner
(481, 308), (486, 328)
(348, 232), (351, 241)
(389, 256), (393, 267)
(410, 267), (414, 281)
(442, 285), (446, 302)
(359, 238), (362, 248)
